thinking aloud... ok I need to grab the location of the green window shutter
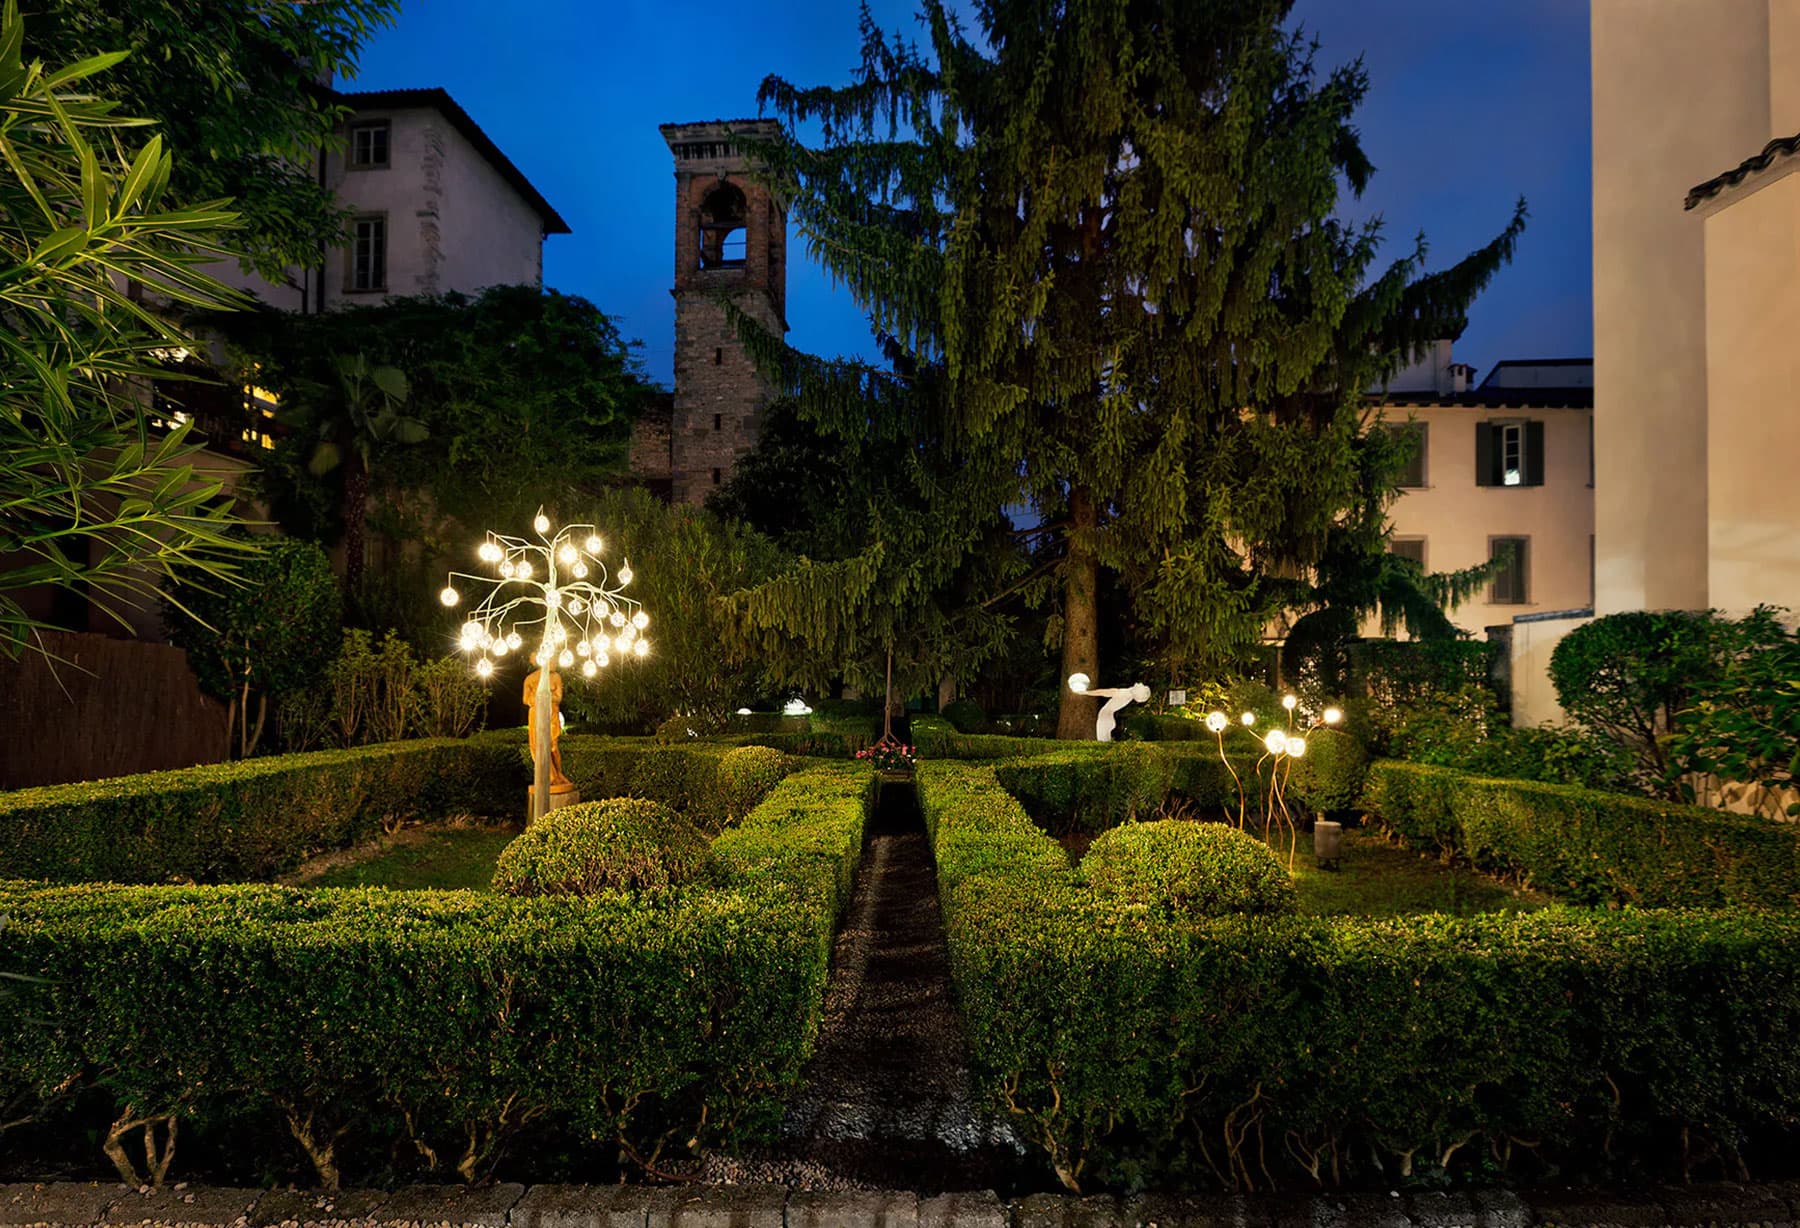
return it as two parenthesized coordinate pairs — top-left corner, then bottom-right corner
(1475, 421), (1495, 486)
(1526, 421), (1545, 486)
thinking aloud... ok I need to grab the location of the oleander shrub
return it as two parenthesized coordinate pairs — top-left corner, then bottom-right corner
(1081, 820), (1295, 919)
(1361, 760), (1800, 909)
(916, 759), (1800, 1193)
(1285, 727), (1369, 813)
(716, 746), (790, 824)
(492, 799), (707, 897)
(941, 699), (988, 734)
(0, 739), (521, 884)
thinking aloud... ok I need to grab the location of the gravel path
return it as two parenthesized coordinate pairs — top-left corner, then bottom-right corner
(707, 780), (1030, 1193)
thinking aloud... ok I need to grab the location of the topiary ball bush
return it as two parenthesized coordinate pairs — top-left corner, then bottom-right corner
(1082, 819), (1295, 918)
(941, 699), (988, 734)
(492, 798), (707, 896)
(717, 745), (789, 823)
(1286, 726), (1370, 814)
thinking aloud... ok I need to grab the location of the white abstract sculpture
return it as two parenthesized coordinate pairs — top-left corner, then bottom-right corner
(1067, 673), (1151, 742)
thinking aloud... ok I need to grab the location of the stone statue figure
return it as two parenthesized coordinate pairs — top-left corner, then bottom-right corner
(522, 666), (573, 789)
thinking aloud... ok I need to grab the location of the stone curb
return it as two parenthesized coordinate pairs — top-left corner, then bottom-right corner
(1, 1181), (1796, 1228)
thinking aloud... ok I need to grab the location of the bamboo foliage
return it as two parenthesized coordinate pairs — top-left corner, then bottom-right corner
(0, 2), (253, 658)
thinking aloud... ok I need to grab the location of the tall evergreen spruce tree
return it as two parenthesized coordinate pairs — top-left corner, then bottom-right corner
(753, 0), (1524, 737)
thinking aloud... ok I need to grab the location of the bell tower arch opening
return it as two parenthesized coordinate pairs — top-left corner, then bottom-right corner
(659, 119), (788, 506)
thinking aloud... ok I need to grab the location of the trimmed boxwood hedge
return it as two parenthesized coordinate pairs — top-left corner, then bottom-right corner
(917, 759), (1800, 1192)
(492, 798), (708, 896)
(0, 758), (876, 1187)
(1362, 759), (1800, 909)
(0, 739), (521, 884)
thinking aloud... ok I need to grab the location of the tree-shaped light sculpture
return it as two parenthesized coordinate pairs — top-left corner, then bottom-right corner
(440, 508), (649, 821)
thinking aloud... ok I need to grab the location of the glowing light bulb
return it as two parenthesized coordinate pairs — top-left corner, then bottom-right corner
(1323, 707), (1342, 725)
(493, 638), (510, 656)
(1068, 673), (1091, 694)
(591, 637), (607, 656)
(633, 639), (648, 657)
(1264, 729), (1288, 755)
(500, 560), (516, 578)
(475, 658), (494, 678)
(516, 560), (532, 580)
(558, 649), (574, 668)
(1282, 694), (1298, 711)
(546, 589), (563, 609)
(507, 631), (522, 650)
(631, 611), (649, 630)
(533, 513), (550, 534)
(1205, 711), (1228, 733)
(619, 624), (635, 642)
(569, 598), (586, 616)
(576, 639), (591, 657)
(585, 535), (602, 554)
(1287, 736), (1307, 759)
(609, 610), (626, 627)
(597, 654), (610, 668)
(462, 621), (483, 641)
(581, 659), (597, 678)
(557, 543), (577, 566)
(439, 586), (459, 607)
(1241, 712), (1256, 726)
(572, 561), (588, 579)
(618, 565), (633, 585)
(478, 541), (502, 564)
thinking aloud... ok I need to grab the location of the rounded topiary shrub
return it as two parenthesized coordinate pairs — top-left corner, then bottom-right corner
(1286, 727), (1371, 814)
(492, 798), (707, 896)
(941, 699), (987, 734)
(717, 745), (788, 823)
(1082, 820), (1295, 918)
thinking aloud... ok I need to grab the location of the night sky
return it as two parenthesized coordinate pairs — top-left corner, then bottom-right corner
(347, 0), (1592, 389)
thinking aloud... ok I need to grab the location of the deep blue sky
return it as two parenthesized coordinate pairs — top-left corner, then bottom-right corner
(348, 0), (1592, 389)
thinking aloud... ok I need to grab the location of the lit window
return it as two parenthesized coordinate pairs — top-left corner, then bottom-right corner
(1500, 422), (1524, 486)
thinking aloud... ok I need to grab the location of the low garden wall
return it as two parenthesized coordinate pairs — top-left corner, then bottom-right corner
(0, 740), (876, 1187)
(916, 758), (1800, 1193)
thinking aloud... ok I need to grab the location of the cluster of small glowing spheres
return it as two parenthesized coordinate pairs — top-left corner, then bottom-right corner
(1205, 711), (1229, 733)
(1263, 729), (1287, 755)
(451, 514), (648, 685)
(1287, 736), (1307, 759)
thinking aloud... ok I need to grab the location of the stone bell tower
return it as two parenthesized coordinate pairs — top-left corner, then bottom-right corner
(660, 119), (788, 505)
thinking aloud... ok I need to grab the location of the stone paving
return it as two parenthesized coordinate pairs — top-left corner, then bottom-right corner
(6, 1180), (1800, 1228)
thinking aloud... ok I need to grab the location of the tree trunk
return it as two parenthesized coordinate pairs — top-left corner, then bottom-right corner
(882, 648), (895, 742)
(247, 693), (268, 758)
(1056, 486), (1100, 741)
(342, 455), (370, 593)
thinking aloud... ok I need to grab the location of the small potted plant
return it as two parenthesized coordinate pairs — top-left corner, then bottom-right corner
(856, 739), (917, 777)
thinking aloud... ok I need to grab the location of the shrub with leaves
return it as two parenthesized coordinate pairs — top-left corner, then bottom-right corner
(1664, 606), (1800, 817)
(492, 798), (707, 897)
(412, 655), (487, 739)
(164, 538), (341, 758)
(327, 629), (418, 746)
(716, 746), (789, 824)
(1082, 820), (1295, 919)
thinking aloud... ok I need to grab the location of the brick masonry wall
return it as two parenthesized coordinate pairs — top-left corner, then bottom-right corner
(670, 289), (781, 505)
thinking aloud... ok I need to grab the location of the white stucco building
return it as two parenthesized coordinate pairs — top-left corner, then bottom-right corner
(213, 87), (568, 314)
(1511, 0), (1800, 727)
(1374, 345), (1595, 640)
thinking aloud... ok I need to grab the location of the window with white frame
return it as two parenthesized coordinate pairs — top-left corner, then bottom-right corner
(350, 121), (390, 168)
(349, 215), (386, 292)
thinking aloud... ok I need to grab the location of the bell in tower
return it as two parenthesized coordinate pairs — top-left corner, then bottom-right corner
(659, 119), (788, 506)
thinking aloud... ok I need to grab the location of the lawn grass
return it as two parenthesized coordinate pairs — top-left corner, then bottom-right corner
(1260, 825), (1549, 917)
(296, 824), (520, 891)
